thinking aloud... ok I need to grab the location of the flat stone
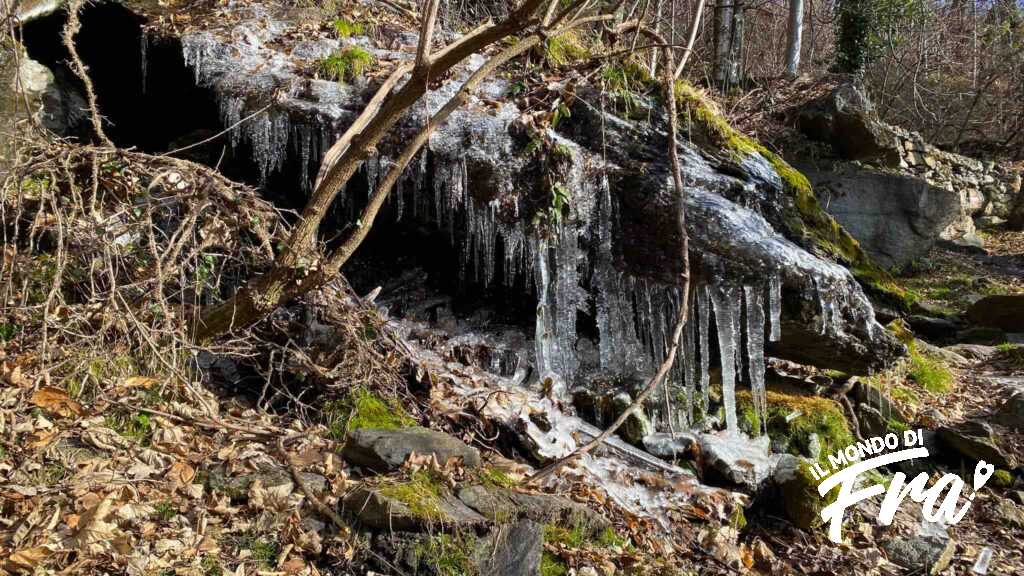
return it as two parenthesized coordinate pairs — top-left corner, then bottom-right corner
(457, 485), (610, 536)
(967, 294), (1024, 332)
(943, 343), (998, 361)
(880, 518), (950, 569)
(699, 431), (779, 491)
(937, 421), (1017, 468)
(342, 485), (487, 531)
(341, 427), (481, 473)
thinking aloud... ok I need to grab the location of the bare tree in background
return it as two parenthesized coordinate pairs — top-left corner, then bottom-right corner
(785, 0), (804, 76)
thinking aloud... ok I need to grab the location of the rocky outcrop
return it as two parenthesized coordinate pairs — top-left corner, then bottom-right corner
(799, 162), (961, 269)
(794, 78), (1022, 250)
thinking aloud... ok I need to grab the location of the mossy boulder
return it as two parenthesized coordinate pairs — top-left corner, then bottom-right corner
(773, 455), (833, 530)
(736, 391), (853, 465)
(456, 485), (610, 536)
(342, 473), (487, 531)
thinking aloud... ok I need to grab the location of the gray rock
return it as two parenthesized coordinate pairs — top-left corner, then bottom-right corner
(475, 520), (543, 576)
(908, 315), (960, 341)
(881, 533), (955, 575)
(457, 485), (610, 536)
(990, 499), (1024, 530)
(967, 295), (1024, 332)
(342, 485), (487, 531)
(796, 80), (901, 163)
(801, 163), (961, 270)
(699, 431), (779, 491)
(772, 455), (825, 530)
(994, 391), (1024, 431)
(943, 343), (998, 361)
(916, 339), (970, 368)
(643, 432), (699, 460)
(342, 427), (481, 473)
(937, 421), (1017, 468)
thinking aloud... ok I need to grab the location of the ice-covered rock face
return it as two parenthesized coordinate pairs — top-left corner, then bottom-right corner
(151, 3), (902, 435)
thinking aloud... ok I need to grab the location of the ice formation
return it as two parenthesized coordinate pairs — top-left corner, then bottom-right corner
(175, 9), (887, 438)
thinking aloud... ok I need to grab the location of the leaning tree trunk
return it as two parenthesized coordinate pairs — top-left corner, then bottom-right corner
(785, 0), (804, 77)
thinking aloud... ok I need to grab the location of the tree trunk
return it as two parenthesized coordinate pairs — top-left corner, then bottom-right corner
(713, 0), (744, 90)
(785, 0), (803, 77)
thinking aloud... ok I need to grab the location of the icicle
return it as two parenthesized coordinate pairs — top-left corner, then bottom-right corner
(744, 285), (767, 436)
(711, 282), (741, 431)
(697, 284), (711, 418)
(682, 297), (697, 427)
(768, 273), (782, 342)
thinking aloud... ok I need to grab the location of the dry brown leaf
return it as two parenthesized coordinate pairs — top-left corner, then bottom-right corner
(5, 546), (50, 572)
(167, 460), (196, 488)
(29, 429), (59, 449)
(30, 387), (82, 418)
(120, 376), (159, 389)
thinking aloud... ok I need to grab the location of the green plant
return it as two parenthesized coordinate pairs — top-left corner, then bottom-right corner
(318, 46), (375, 83)
(331, 17), (364, 38)
(415, 533), (476, 576)
(0, 323), (18, 342)
(476, 467), (516, 489)
(200, 556), (223, 576)
(907, 352), (953, 394)
(737, 391), (854, 466)
(997, 343), (1024, 369)
(239, 534), (278, 568)
(541, 552), (568, 576)
(105, 411), (154, 444)
(155, 500), (177, 522)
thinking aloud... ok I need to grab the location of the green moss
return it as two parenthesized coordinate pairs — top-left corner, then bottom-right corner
(737, 391), (853, 466)
(155, 500), (177, 522)
(378, 471), (445, 521)
(105, 411), (154, 444)
(200, 556), (223, 576)
(729, 506), (747, 531)
(544, 30), (589, 67)
(236, 533), (278, 568)
(889, 385), (921, 406)
(673, 81), (912, 310)
(992, 469), (1014, 488)
(781, 459), (838, 530)
(323, 388), (414, 439)
(540, 552), (568, 576)
(475, 467), (517, 489)
(544, 523), (586, 548)
(317, 46), (374, 83)
(331, 17), (365, 38)
(596, 526), (628, 548)
(414, 533), (477, 576)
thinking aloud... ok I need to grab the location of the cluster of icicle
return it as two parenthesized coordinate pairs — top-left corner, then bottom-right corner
(170, 24), (863, 437)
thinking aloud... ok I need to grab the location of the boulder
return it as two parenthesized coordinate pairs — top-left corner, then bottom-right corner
(475, 520), (544, 576)
(989, 499), (1024, 530)
(772, 455), (827, 530)
(937, 421), (1017, 468)
(341, 427), (481, 473)
(800, 163), (961, 270)
(880, 532), (955, 575)
(966, 295), (1024, 332)
(994, 391), (1024, 431)
(796, 80), (901, 163)
(907, 315), (960, 342)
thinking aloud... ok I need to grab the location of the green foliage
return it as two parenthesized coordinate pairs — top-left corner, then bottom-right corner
(907, 352), (953, 394)
(378, 471), (445, 521)
(541, 552), (568, 576)
(200, 556), (223, 576)
(155, 500), (177, 522)
(0, 323), (18, 342)
(105, 411), (154, 444)
(331, 17), (365, 38)
(992, 469), (1014, 488)
(239, 534), (278, 568)
(323, 388), (414, 439)
(602, 58), (652, 112)
(317, 46), (375, 83)
(414, 533), (477, 576)
(834, 0), (930, 72)
(544, 30), (589, 67)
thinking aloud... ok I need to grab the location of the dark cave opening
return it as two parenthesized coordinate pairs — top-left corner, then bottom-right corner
(18, 0), (541, 338)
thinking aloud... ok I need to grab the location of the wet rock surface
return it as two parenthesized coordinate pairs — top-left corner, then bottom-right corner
(967, 294), (1024, 332)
